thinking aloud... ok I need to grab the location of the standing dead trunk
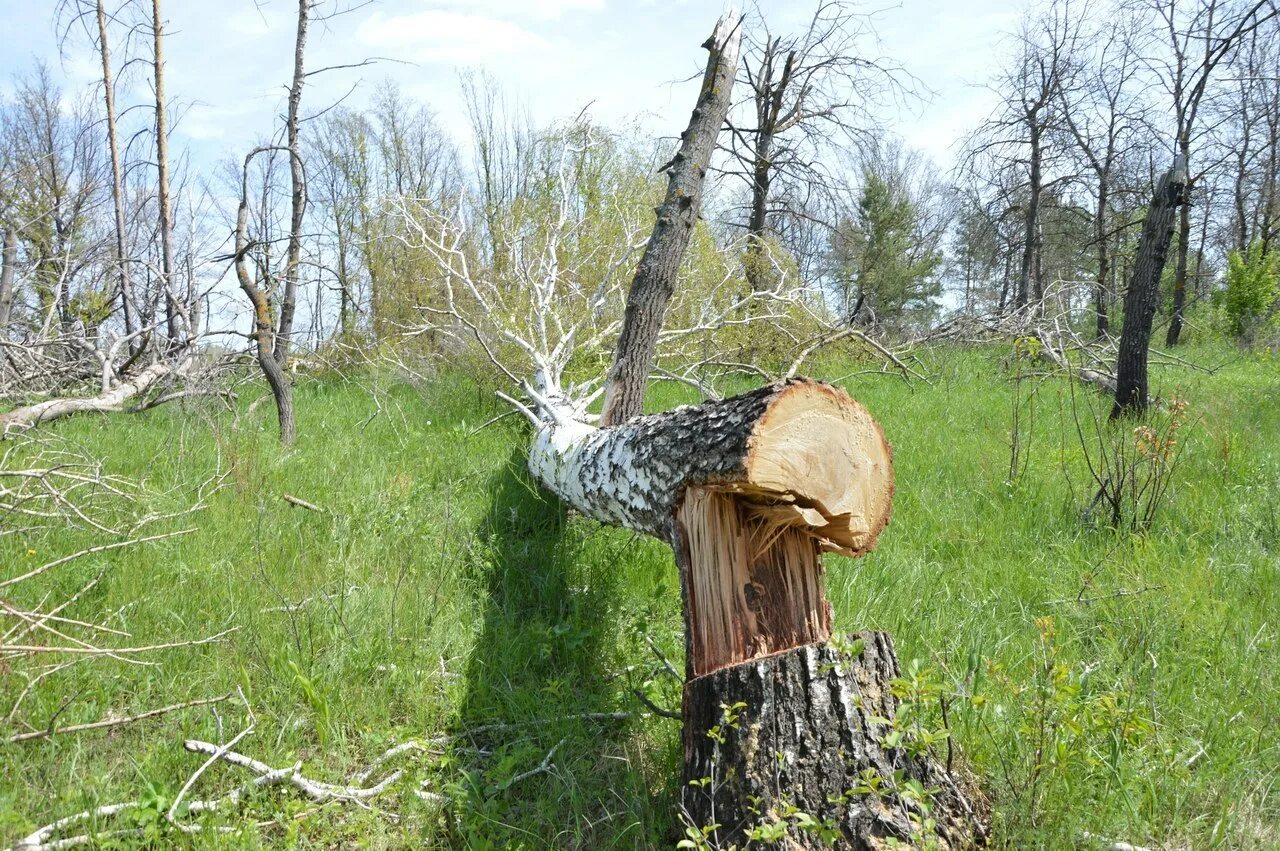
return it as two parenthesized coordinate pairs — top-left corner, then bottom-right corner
(598, 12), (741, 427)
(0, 228), (15, 328)
(96, 0), (138, 346)
(1112, 157), (1187, 418)
(151, 0), (179, 348)
(1165, 162), (1191, 347)
(1094, 181), (1110, 337)
(1017, 124), (1043, 310)
(233, 149), (296, 446)
(528, 380), (984, 847)
(273, 0), (309, 368)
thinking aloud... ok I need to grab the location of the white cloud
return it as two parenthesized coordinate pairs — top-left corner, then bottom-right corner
(356, 10), (549, 63)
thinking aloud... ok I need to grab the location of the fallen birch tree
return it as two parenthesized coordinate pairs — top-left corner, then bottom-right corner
(407, 10), (986, 848)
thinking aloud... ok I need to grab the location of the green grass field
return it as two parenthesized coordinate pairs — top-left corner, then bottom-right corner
(2, 345), (1277, 849)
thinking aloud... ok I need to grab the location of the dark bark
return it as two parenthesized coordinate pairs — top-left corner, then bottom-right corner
(682, 634), (986, 849)
(598, 12), (740, 427)
(1165, 181), (1191, 346)
(234, 146), (299, 446)
(1094, 181), (1111, 338)
(1112, 158), (1187, 419)
(1018, 125), (1042, 310)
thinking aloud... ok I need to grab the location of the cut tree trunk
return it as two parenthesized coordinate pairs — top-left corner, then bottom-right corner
(529, 379), (986, 848)
(683, 633), (984, 849)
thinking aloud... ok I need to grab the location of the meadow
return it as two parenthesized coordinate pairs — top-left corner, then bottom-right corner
(2, 344), (1277, 849)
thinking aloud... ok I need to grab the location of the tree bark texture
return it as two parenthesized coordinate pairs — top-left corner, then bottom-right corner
(529, 380), (984, 847)
(599, 11), (741, 427)
(1112, 158), (1187, 418)
(1165, 185), (1191, 347)
(532, 379), (892, 557)
(682, 634), (986, 849)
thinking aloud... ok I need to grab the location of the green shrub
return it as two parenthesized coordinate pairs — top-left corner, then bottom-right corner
(1223, 241), (1279, 340)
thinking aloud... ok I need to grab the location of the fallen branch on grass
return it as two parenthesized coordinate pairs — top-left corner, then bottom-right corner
(8, 693), (232, 744)
(282, 493), (324, 512)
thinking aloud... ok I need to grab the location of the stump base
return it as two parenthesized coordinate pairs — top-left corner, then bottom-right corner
(681, 633), (987, 849)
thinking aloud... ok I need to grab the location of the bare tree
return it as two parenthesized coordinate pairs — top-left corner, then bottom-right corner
(1135, 0), (1280, 345)
(727, 1), (903, 291)
(1056, 10), (1146, 337)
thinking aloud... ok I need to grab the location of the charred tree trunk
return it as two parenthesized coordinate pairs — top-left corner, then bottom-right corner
(529, 380), (985, 848)
(1165, 174), (1191, 347)
(683, 633), (983, 849)
(1017, 125), (1043, 310)
(1094, 182), (1110, 338)
(1112, 158), (1187, 419)
(599, 12), (741, 427)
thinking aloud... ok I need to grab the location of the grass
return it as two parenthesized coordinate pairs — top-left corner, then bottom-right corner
(1, 343), (1278, 848)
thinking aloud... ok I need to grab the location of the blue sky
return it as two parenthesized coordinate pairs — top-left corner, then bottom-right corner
(0, 0), (1021, 172)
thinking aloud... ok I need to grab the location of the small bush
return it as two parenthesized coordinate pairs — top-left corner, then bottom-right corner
(1222, 242), (1279, 341)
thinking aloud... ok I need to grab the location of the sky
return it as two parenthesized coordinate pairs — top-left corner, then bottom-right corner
(0, 0), (1023, 174)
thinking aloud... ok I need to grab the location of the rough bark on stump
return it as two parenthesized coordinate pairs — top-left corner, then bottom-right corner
(682, 634), (986, 850)
(528, 379), (984, 848)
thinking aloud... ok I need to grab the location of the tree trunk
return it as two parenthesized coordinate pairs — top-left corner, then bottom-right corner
(598, 11), (741, 427)
(1112, 158), (1187, 418)
(1017, 125), (1042, 309)
(1165, 142), (1192, 346)
(273, 0), (309, 368)
(97, 0), (138, 346)
(1094, 182), (1110, 338)
(529, 380), (985, 848)
(683, 634), (984, 849)
(151, 0), (179, 348)
(0, 228), (16, 329)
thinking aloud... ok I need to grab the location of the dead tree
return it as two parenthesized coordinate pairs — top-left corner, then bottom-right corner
(96, 0), (138, 345)
(598, 13), (741, 427)
(411, 12), (984, 848)
(1136, 0), (1280, 345)
(728, 1), (903, 292)
(151, 0), (182, 347)
(1056, 14), (1144, 338)
(231, 0), (311, 446)
(1112, 157), (1188, 417)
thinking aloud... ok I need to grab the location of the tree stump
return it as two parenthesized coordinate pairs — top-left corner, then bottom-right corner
(682, 634), (986, 849)
(527, 379), (986, 847)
